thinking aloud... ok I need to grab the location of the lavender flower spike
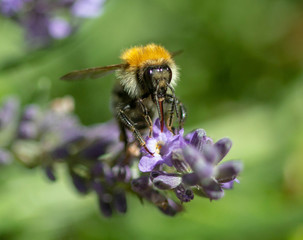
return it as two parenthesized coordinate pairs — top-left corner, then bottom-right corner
(0, 94), (243, 216)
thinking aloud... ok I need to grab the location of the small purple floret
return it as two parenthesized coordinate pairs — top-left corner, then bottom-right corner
(48, 17), (72, 39)
(72, 0), (105, 18)
(139, 119), (185, 172)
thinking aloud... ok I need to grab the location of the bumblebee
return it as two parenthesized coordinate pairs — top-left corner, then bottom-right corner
(61, 44), (186, 154)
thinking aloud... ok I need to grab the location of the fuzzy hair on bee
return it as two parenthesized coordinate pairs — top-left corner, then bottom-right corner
(60, 43), (185, 154)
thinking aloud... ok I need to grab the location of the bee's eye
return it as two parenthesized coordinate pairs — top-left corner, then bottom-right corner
(144, 67), (154, 80)
(143, 67), (155, 91)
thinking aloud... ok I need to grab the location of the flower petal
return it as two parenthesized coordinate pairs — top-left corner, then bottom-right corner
(48, 17), (71, 39)
(114, 190), (127, 213)
(215, 160), (243, 183)
(70, 171), (90, 194)
(182, 173), (200, 186)
(214, 138), (232, 164)
(189, 129), (206, 149)
(221, 180), (235, 189)
(98, 197), (113, 217)
(143, 138), (157, 155)
(183, 145), (214, 179)
(151, 171), (182, 190)
(172, 149), (191, 173)
(152, 118), (162, 138)
(138, 155), (162, 172)
(202, 178), (224, 200)
(21, 104), (40, 121)
(182, 145), (203, 167)
(72, 0), (105, 18)
(131, 176), (150, 193)
(158, 198), (183, 216)
(201, 144), (217, 164)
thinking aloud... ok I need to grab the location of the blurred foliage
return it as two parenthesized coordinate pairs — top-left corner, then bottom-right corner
(0, 0), (303, 239)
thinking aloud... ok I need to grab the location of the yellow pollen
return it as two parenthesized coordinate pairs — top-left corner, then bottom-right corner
(156, 141), (164, 155)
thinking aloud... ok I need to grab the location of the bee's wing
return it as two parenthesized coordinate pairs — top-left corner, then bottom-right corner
(60, 64), (126, 81)
(171, 50), (183, 58)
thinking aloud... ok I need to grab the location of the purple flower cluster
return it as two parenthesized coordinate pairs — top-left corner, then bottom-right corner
(0, 96), (133, 216)
(0, 96), (243, 217)
(134, 119), (243, 206)
(0, 0), (106, 48)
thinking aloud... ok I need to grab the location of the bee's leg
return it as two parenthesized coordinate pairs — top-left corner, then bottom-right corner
(137, 99), (153, 137)
(169, 97), (178, 132)
(165, 94), (179, 132)
(178, 101), (187, 130)
(117, 107), (154, 156)
(166, 85), (180, 132)
(118, 121), (128, 150)
(165, 95), (186, 131)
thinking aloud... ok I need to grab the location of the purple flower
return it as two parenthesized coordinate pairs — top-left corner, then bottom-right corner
(70, 170), (90, 194)
(0, 148), (13, 165)
(18, 121), (38, 139)
(131, 176), (150, 193)
(71, 0), (105, 18)
(215, 160), (243, 183)
(186, 128), (213, 153)
(23, 8), (52, 48)
(113, 190), (127, 214)
(0, 0), (26, 16)
(221, 178), (240, 189)
(48, 17), (72, 39)
(150, 171), (182, 190)
(40, 109), (83, 146)
(81, 121), (123, 159)
(182, 145), (214, 180)
(21, 104), (40, 121)
(158, 198), (183, 216)
(138, 119), (185, 172)
(137, 123), (243, 203)
(174, 184), (194, 202)
(182, 132), (243, 200)
(0, 97), (19, 130)
(0, 0), (106, 48)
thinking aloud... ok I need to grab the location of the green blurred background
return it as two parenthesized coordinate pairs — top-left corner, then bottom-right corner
(1, 0), (303, 239)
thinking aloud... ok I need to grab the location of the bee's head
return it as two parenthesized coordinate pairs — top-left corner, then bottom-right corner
(143, 65), (174, 132)
(143, 65), (172, 101)
(119, 44), (179, 99)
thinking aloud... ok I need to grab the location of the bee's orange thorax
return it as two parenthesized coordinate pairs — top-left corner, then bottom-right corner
(120, 43), (172, 67)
